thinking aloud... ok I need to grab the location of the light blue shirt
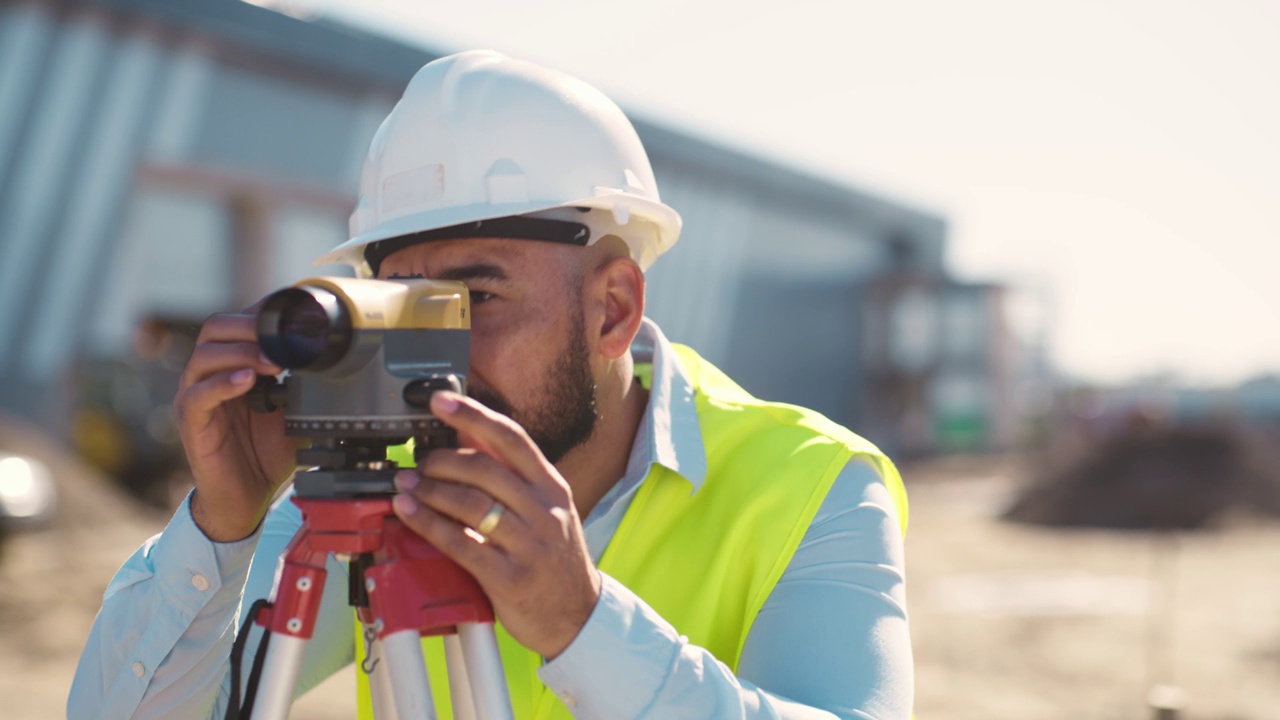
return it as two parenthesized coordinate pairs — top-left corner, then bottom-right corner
(69, 318), (912, 719)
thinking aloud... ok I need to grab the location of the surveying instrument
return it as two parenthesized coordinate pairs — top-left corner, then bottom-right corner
(227, 276), (514, 720)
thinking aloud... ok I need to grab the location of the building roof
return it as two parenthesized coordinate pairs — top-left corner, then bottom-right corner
(97, 0), (429, 88)
(88, 0), (943, 231)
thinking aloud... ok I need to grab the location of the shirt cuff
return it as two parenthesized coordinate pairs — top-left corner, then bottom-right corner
(537, 572), (681, 717)
(146, 491), (261, 619)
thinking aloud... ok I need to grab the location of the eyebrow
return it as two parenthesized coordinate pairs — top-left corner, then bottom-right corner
(433, 263), (511, 284)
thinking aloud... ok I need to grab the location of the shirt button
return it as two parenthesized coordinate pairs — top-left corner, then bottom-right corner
(131, 661), (145, 678)
(558, 691), (577, 708)
(191, 573), (210, 591)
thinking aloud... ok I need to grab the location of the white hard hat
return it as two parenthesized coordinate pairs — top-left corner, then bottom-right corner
(316, 50), (682, 276)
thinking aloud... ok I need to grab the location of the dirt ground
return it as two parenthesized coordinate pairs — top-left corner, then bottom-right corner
(903, 454), (1280, 720)
(4, 450), (1278, 719)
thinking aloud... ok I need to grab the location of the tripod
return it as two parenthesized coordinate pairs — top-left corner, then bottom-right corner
(230, 439), (515, 720)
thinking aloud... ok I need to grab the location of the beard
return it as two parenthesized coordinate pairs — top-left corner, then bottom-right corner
(466, 303), (598, 465)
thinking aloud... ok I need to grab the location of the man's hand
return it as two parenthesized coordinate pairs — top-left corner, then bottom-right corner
(391, 391), (603, 659)
(174, 305), (301, 542)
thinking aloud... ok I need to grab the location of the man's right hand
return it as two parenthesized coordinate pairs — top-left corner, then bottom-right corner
(174, 304), (301, 542)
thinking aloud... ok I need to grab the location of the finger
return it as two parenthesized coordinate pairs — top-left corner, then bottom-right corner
(180, 341), (281, 391)
(174, 368), (260, 435)
(194, 310), (261, 345)
(407, 449), (549, 517)
(394, 473), (529, 548)
(194, 295), (275, 340)
(392, 494), (508, 575)
(429, 392), (557, 490)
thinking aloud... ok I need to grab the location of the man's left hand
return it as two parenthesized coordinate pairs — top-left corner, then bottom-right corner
(391, 391), (602, 659)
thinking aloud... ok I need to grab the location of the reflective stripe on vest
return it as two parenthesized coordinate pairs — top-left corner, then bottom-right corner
(355, 344), (907, 719)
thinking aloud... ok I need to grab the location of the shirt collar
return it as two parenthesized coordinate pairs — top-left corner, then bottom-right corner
(630, 318), (708, 492)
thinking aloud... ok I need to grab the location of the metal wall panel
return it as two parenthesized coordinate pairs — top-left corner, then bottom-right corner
(726, 276), (864, 423)
(24, 31), (164, 380)
(745, 202), (886, 280)
(143, 43), (215, 164)
(643, 164), (755, 364)
(90, 188), (234, 356)
(0, 13), (110, 370)
(192, 66), (365, 193)
(0, 4), (56, 195)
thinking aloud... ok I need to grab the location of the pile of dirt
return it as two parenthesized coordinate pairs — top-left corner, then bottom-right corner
(1004, 420), (1280, 529)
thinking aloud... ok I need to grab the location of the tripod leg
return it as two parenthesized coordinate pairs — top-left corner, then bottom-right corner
(365, 628), (401, 720)
(248, 521), (331, 720)
(443, 634), (478, 720)
(458, 623), (514, 720)
(381, 629), (439, 719)
(250, 635), (308, 720)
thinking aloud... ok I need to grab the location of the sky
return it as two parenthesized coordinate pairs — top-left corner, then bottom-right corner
(265, 0), (1279, 386)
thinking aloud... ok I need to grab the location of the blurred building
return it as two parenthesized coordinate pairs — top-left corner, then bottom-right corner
(0, 0), (1040, 461)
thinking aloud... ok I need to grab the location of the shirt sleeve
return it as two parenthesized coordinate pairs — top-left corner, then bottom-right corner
(67, 489), (357, 720)
(537, 458), (912, 720)
(67, 491), (258, 719)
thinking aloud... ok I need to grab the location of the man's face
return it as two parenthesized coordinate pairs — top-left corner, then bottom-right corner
(377, 237), (598, 464)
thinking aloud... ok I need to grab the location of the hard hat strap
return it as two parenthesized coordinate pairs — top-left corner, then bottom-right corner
(364, 215), (590, 276)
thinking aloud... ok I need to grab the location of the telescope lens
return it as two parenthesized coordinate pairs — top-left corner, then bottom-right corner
(257, 287), (352, 370)
(280, 299), (329, 363)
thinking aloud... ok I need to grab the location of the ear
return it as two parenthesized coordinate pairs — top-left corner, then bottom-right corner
(587, 257), (645, 361)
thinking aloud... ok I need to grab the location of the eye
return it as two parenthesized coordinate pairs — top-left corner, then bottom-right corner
(469, 290), (496, 305)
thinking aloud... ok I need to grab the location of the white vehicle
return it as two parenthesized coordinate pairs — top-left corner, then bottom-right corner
(0, 452), (57, 533)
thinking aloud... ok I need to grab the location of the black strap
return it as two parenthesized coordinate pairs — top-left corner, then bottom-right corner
(226, 599), (272, 720)
(242, 625), (272, 717)
(364, 215), (590, 276)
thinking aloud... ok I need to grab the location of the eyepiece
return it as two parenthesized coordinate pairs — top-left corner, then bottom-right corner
(257, 286), (352, 371)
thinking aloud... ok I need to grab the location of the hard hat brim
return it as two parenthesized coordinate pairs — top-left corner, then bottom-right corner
(318, 193), (681, 275)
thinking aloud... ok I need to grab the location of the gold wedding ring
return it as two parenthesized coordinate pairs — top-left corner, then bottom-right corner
(475, 502), (505, 537)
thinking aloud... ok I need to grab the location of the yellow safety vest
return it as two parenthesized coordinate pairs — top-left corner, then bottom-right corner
(357, 344), (907, 719)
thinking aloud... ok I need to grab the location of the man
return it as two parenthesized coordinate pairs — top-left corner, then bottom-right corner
(70, 50), (912, 719)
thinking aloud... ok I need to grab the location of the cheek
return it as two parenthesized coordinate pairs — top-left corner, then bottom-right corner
(465, 312), (557, 396)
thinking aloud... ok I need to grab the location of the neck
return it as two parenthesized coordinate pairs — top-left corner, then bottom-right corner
(556, 357), (648, 521)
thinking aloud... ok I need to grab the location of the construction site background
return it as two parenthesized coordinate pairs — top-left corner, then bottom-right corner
(1, 2), (1277, 719)
(3, 365), (1280, 719)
